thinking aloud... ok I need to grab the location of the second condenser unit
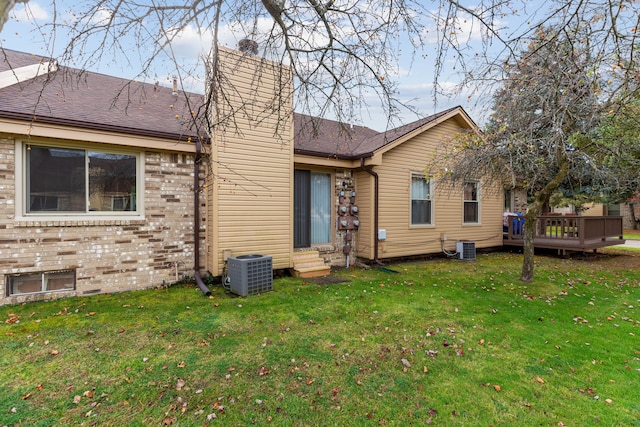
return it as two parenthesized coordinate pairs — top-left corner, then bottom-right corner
(456, 241), (476, 261)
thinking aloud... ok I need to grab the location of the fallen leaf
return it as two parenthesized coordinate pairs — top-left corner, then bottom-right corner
(176, 379), (186, 390)
(535, 376), (545, 384)
(83, 390), (94, 398)
(177, 361), (185, 368)
(423, 366), (429, 373)
(50, 350), (59, 355)
(21, 392), (32, 400)
(258, 367), (269, 376)
(401, 358), (411, 368)
(73, 395), (82, 404)
(605, 398), (613, 404)
(5, 316), (20, 324)
(494, 385), (501, 392)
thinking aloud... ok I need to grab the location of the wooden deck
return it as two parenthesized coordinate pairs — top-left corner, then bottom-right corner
(503, 215), (626, 254)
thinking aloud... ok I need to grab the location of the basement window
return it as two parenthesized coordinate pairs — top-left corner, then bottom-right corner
(7, 270), (75, 296)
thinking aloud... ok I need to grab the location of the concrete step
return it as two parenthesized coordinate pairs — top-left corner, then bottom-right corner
(291, 249), (330, 278)
(292, 251), (322, 261)
(292, 265), (332, 278)
(294, 260), (327, 269)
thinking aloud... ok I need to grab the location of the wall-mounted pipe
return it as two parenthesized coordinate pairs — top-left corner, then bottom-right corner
(194, 139), (212, 296)
(360, 158), (382, 265)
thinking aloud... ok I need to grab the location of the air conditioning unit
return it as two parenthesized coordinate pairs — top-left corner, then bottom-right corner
(227, 254), (273, 297)
(456, 241), (476, 261)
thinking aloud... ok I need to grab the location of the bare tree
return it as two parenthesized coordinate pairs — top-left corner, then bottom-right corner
(0, 0), (27, 32)
(429, 20), (639, 281)
(4, 1), (639, 126)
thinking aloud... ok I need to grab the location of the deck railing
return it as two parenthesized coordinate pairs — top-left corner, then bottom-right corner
(504, 215), (624, 249)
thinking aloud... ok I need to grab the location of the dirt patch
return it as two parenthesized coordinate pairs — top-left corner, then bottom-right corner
(307, 275), (350, 285)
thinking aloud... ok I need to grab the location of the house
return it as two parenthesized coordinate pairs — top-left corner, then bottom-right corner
(0, 47), (503, 305)
(0, 49), (209, 304)
(208, 47), (503, 277)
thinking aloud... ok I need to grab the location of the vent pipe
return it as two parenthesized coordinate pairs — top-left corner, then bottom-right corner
(172, 77), (178, 96)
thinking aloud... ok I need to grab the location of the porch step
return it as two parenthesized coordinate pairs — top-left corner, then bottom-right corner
(292, 250), (331, 278)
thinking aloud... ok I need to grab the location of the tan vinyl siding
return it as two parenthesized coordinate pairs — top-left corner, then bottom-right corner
(369, 118), (503, 260)
(354, 170), (374, 260)
(208, 47), (294, 275)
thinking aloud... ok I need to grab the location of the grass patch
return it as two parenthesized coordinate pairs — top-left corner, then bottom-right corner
(624, 230), (640, 240)
(2, 252), (639, 426)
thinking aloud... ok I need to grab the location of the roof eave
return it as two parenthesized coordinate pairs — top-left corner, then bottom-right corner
(294, 148), (373, 161)
(0, 110), (210, 143)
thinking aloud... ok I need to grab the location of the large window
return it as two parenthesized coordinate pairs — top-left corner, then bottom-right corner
(411, 173), (432, 225)
(23, 144), (140, 215)
(464, 181), (479, 223)
(294, 170), (331, 247)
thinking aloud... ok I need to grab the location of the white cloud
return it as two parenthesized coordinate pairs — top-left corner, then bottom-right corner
(10, 1), (49, 22)
(88, 8), (113, 26)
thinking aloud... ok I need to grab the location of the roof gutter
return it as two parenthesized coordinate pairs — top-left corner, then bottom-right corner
(193, 138), (211, 296)
(295, 148), (375, 162)
(0, 110), (209, 143)
(360, 157), (382, 265)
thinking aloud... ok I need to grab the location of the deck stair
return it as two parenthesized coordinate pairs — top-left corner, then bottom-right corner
(292, 250), (331, 278)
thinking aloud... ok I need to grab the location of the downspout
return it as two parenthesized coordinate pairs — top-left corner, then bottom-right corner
(194, 138), (212, 296)
(360, 157), (383, 265)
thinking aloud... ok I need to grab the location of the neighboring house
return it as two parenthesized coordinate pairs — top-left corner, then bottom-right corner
(0, 49), (208, 305)
(0, 47), (503, 305)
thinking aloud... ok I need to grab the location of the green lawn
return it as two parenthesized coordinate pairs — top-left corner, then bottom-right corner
(2, 251), (639, 426)
(624, 230), (640, 240)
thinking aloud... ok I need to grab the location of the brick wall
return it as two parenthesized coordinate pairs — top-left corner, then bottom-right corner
(320, 169), (360, 267)
(0, 137), (205, 305)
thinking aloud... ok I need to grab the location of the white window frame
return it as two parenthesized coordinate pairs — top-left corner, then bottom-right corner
(410, 172), (434, 227)
(463, 181), (481, 224)
(15, 140), (145, 221)
(7, 270), (76, 296)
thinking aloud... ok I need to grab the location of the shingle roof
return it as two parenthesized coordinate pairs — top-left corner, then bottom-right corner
(0, 49), (207, 142)
(1, 49), (468, 156)
(294, 107), (462, 159)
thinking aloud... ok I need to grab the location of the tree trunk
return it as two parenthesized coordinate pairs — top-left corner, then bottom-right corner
(520, 209), (539, 282)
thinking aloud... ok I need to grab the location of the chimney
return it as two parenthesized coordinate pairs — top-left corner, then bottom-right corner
(238, 38), (259, 55)
(172, 76), (178, 96)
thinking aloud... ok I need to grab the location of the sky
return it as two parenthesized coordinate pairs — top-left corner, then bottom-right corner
(1, 0), (544, 131)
